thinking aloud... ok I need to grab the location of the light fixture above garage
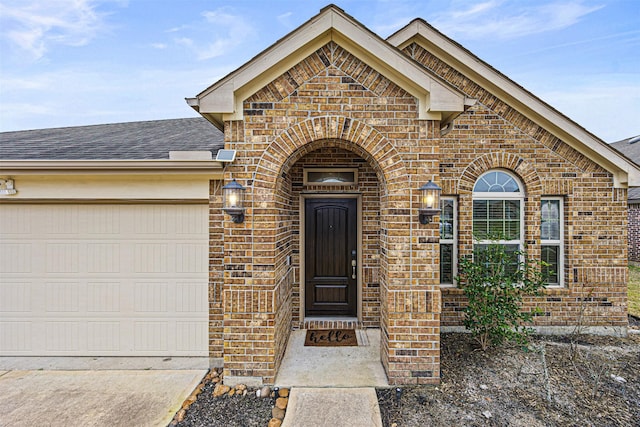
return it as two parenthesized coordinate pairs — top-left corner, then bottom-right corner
(222, 179), (246, 223)
(0, 178), (16, 195)
(418, 180), (441, 224)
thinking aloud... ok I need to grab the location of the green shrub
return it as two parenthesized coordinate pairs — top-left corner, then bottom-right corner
(456, 241), (547, 350)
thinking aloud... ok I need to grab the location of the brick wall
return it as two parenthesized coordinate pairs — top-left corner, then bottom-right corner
(405, 43), (629, 329)
(210, 39), (628, 386)
(630, 203), (640, 262)
(217, 41), (442, 385)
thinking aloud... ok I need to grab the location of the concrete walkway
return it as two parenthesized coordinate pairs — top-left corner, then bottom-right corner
(276, 329), (387, 426)
(276, 329), (388, 387)
(282, 387), (382, 427)
(0, 369), (206, 427)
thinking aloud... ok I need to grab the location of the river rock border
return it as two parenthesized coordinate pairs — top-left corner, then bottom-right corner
(169, 369), (290, 426)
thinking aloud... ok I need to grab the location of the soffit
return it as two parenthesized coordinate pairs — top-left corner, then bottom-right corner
(387, 20), (640, 188)
(188, 5), (466, 127)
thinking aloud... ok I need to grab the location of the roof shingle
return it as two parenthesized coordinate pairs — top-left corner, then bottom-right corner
(0, 117), (224, 160)
(611, 135), (640, 201)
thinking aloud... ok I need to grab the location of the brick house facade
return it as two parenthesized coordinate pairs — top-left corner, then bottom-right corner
(2, 5), (638, 385)
(184, 6), (640, 386)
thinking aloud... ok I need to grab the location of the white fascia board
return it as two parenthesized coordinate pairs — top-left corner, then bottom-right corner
(388, 21), (640, 187)
(196, 7), (465, 121)
(0, 160), (224, 176)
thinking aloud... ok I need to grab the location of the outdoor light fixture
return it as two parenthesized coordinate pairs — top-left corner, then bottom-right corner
(222, 179), (246, 223)
(395, 387), (403, 403)
(418, 180), (442, 224)
(0, 178), (16, 195)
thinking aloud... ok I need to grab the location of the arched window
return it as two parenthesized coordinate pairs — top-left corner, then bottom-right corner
(472, 170), (524, 257)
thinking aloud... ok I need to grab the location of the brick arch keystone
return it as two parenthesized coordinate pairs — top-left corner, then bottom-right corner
(254, 116), (409, 198)
(459, 152), (542, 195)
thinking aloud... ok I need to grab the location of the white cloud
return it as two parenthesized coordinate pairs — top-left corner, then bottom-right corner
(0, 0), (115, 60)
(277, 11), (293, 29)
(151, 43), (167, 49)
(0, 64), (236, 131)
(195, 8), (255, 60)
(432, 0), (604, 40)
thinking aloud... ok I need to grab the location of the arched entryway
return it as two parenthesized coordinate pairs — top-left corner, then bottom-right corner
(221, 116), (441, 386)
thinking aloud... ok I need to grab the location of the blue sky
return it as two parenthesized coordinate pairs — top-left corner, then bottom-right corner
(0, 0), (638, 142)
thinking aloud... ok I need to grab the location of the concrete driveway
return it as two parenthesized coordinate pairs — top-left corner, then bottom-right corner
(0, 369), (206, 427)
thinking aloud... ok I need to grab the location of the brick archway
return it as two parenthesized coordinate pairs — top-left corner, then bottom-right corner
(254, 116), (409, 197)
(459, 151), (542, 195)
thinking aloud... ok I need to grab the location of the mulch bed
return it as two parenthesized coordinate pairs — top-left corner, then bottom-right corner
(377, 330), (640, 427)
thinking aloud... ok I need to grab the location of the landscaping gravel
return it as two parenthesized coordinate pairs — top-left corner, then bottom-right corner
(173, 379), (273, 427)
(173, 316), (639, 427)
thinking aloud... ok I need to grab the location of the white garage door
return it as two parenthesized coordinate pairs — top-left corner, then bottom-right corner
(0, 204), (209, 357)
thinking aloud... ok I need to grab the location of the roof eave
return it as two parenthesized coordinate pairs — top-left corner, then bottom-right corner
(0, 159), (224, 175)
(388, 20), (640, 188)
(188, 5), (468, 125)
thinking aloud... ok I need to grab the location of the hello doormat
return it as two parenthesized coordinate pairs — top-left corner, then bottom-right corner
(304, 329), (358, 346)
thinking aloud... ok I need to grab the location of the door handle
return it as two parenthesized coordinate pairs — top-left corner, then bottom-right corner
(351, 250), (357, 279)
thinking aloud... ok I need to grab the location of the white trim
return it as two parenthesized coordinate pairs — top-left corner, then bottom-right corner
(387, 20), (640, 188)
(439, 196), (457, 286)
(0, 160), (223, 175)
(472, 170), (525, 248)
(541, 197), (565, 288)
(188, 6), (466, 127)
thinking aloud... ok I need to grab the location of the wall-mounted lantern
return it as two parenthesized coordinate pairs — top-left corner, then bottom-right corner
(222, 179), (246, 223)
(418, 180), (441, 224)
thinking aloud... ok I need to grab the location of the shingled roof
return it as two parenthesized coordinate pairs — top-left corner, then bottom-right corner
(0, 117), (224, 160)
(611, 135), (640, 202)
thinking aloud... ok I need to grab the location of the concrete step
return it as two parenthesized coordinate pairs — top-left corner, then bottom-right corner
(282, 387), (382, 427)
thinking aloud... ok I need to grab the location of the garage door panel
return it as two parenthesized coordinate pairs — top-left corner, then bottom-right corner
(46, 243), (80, 273)
(1, 244), (32, 273)
(0, 282), (31, 312)
(0, 322), (32, 351)
(0, 204), (208, 357)
(87, 282), (121, 312)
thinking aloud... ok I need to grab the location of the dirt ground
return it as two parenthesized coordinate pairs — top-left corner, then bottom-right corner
(173, 323), (640, 427)
(378, 329), (640, 427)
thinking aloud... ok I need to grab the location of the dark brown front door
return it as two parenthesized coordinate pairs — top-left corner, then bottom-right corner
(305, 198), (358, 316)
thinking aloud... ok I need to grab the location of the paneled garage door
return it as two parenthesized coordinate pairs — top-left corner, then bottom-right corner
(0, 204), (209, 356)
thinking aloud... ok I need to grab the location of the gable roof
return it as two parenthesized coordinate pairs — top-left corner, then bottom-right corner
(611, 136), (640, 202)
(187, 4), (470, 130)
(0, 117), (223, 160)
(387, 19), (640, 188)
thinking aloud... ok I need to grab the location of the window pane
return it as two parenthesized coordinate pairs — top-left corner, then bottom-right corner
(473, 200), (520, 240)
(473, 200), (488, 220)
(505, 200), (520, 220)
(473, 171), (521, 193)
(440, 199), (454, 240)
(505, 220), (521, 240)
(542, 245), (559, 285)
(440, 244), (453, 284)
(489, 200), (504, 219)
(474, 243), (520, 276)
(306, 171), (355, 183)
(541, 200), (560, 240)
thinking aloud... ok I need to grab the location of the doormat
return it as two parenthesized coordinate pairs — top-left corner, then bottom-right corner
(304, 329), (358, 347)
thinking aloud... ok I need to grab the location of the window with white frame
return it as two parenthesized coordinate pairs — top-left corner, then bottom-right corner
(541, 197), (563, 286)
(439, 197), (457, 285)
(472, 170), (524, 269)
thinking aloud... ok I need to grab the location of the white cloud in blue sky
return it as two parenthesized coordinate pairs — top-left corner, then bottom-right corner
(0, 0), (638, 142)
